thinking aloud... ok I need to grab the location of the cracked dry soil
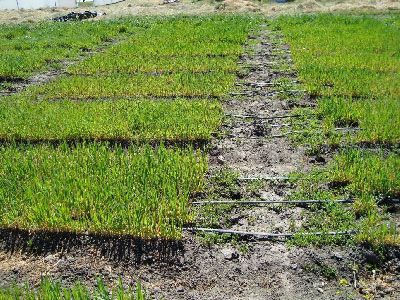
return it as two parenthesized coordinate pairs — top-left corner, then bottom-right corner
(0, 24), (400, 300)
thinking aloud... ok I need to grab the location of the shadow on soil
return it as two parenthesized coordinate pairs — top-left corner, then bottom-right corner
(0, 138), (209, 150)
(0, 228), (184, 265)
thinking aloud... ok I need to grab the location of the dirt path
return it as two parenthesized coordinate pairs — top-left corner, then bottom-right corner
(0, 23), (399, 300)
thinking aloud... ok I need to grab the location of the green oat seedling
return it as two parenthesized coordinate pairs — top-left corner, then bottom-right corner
(0, 97), (223, 142)
(0, 143), (208, 239)
(0, 277), (150, 300)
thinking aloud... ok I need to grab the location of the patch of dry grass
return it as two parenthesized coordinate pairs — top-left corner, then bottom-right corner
(1, 0), (399, 25)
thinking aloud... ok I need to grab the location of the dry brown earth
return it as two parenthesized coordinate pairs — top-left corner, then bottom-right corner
(0, 0), (400, 24)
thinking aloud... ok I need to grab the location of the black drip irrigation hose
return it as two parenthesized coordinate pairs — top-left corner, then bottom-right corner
(191, 199), (354, 205)
(240, 63), (280, 68)
(335, 127), (364, 131)
(183, 227), (357, 238)
(228, 114), (363, 132)
(279, 89), (307, 93)
(207, 176), (306, 182)
(228, 128), (362, 139)
(228, 132), (301, 139)
(230, 92), (248, 96)
(227, 113), (315, 120)
(235, 82), (276, 87)
(237, 176), (291, 181)
(206, 175), (292, 180)
(230, 90), (306, 97)
(271, 131), (302, 138)
(271, 123), (291, 128)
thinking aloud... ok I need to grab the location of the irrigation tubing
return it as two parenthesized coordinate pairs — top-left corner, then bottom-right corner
(236, 82), (276, 87)
(271, 123), (291, 128)
(237, 176), (291, 181)
(229, 128), (361, 139)
(183, 227), (357, 238)
(206, 175), (292, 180)
(228, 115), (362, 132)
(335, 127), (363, 131)
(191, 199), (354, 205)
(228, 113), (315, 120)
(279, 89), (307, 93)
(207, 175), (307, 181)
(271, 131), (302, 138)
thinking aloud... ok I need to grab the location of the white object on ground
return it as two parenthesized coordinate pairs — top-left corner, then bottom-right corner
(93, 0), (124, 7)
(0, 0), (77, 10)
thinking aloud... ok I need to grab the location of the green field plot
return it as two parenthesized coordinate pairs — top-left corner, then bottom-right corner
(67, 55), (240, 74)
(134, 16), (253, 44)
(318, 96), (400, 143)
(0, 20), (142, 79)
(0, 143), (206, 238)
(0, 97), (222, 141)
(67, 16), (255, 77)
(0, 16), (254, 240)
(28, 72), (236, 99)
(276, 14), (400, 250)
(293, 150), (400, 248)
(330, 150), (400, 200)
(276, 14), (400, 98)
(276, 14), (400, 144)
(105, 40), (244, 57)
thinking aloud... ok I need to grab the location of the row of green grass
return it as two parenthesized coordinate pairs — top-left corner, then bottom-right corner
(317, 96), (400, 143)
(136, 16), (253, 44)
(0, 277), (148, 300)
(109, 39), (245, 57)
(26, 72), (236, 99)
(0, 143), (206, 239)
(67, 55), (240, 74)
(0, 97), (222, 141)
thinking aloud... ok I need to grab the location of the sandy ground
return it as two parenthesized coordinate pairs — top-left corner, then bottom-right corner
(0, 0), (400, 24)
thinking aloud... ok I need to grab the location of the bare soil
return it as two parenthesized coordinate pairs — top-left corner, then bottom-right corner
(0, 23), (399, 300)
(0, 0), (399, 25)
(3, 229), (398, 300)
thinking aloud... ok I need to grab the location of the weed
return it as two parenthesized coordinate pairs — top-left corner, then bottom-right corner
(303, 262), (338, 280)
